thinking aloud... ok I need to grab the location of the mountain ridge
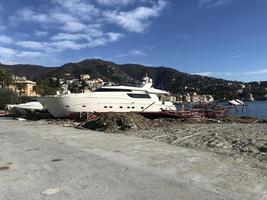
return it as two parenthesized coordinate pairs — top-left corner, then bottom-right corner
(0, 59), (266, 100)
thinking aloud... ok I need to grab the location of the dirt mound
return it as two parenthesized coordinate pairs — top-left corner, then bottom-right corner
(80, 113), (177, 132)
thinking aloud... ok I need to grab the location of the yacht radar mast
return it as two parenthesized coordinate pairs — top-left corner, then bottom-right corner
(142, 74), (153, 89)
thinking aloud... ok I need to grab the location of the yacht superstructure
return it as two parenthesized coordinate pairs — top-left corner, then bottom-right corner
(38, 76), (177, 118)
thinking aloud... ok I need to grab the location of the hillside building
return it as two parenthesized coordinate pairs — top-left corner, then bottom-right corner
(80, 74), (90, 80)
(9, 79), (37, 96)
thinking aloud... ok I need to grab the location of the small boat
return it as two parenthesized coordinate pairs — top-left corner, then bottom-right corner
(228, 99), (245, 106)
(228, 99), (247, 112)
(6, 101), (46, 117)
(14, 102), (45, 116)
(6, 104), (21, 116)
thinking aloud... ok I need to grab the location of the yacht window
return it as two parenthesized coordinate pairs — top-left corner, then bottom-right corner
(127, 94), (151, 98)
(132, 107), (135, 109)
(141, 107), (144, 109)
(104, 106), (107, 108)
(66, 105), (69, 108)
(109, 106), (112, 108)
(95, 88), (132, 92)
(120, 106), (123, 109)
(127, 106), (130, 109)
(82, 105), (86, 107)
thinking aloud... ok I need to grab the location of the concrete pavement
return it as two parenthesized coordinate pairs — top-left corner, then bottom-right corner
(0, 118), (266, 200)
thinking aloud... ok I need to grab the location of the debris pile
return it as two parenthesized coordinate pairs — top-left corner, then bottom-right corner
(75, 113), (267, 132)
(78, 112), (177, 132)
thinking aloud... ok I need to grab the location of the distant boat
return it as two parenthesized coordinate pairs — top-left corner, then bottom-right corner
(228, 99), (245, 106)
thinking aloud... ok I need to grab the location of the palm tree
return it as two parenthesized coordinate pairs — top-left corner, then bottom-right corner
(0, 70), (13, 88)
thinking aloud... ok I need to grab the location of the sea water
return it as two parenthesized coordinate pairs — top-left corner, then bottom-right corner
(226, 101), (267, 119)
(176, 101), (267, 119)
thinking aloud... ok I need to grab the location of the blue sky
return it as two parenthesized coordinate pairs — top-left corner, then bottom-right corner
(0, 0), (267, 82)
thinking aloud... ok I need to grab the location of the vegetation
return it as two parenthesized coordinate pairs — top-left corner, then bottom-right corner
(34, 79), (60, 96)
(0, 70), (13, 88)
(0, 88), (18, 109)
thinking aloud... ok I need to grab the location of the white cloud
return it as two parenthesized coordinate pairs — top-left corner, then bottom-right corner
(87, 32), (123, 47)
(96, 0), (135, 6)
(198, 0), (236, 9)
(50, 31), (122, 49)
(0, 47), (17, 57)
(0, 46), (58, 65)
(16, 41), (46, 50)
(51, 33), (90, 41)
(13, 8), (50, 23)
(0, 35), (13, 44)
(103, 0), (167, 32)
(87, 38), (107, 47)
(107, 32), (123, 42)
(60, 21), (87, 33)
(14, 32), (122, 53)
(115, 49), (147, 58)
(53, 0), (99, 21)
(50, 40), (86, 50)
(9, 0), (167, 36)
(195, 69), (267, 77)
(34, 31), (49, 37)
(1, 0), (167, 65)
(49, 12), (77, 24)
(130, 49), (147, 56)
(243, 69), (267, 75)
(17, 51), (43, 58)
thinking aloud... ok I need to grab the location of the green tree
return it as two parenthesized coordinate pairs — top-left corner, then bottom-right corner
(0, 88), (18, 109)
(0, 70), (13, 88)
(35, 79), (60, 96)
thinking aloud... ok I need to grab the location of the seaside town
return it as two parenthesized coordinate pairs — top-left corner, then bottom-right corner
(1, 69), (259, 102)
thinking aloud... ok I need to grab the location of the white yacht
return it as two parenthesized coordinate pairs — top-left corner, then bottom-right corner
(38, 76), (177, 118)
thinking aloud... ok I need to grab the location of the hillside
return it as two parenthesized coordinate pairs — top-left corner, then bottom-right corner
(1, 59), (266, 100)
(0, 63), (55, 79)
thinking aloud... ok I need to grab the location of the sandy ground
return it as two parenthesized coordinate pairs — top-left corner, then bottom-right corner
(0, 118), (267, 200)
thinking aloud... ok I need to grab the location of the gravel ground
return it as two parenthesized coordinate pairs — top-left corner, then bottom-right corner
(54, 113), (267, 166)
(1, 118), (267, 200)
(121, 123), (267, 166)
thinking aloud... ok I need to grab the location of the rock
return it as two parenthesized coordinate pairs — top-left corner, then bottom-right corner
(259, 144), (267, 153)
(41, 188), (60, 195)
(215, 141), (225, 147)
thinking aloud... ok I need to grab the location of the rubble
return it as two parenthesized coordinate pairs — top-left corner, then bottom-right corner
(78, 113), (174, 132)
(75, 113), (267, 164)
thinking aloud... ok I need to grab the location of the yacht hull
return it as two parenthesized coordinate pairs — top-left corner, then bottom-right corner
(39, 95), (176, 118)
